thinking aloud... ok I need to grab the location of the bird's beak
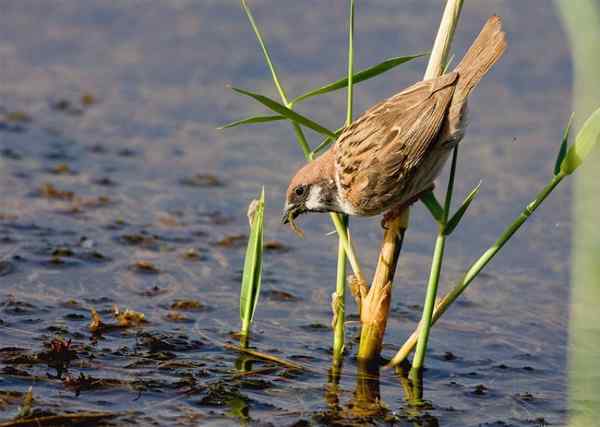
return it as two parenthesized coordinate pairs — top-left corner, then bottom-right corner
(281, 202), (305, 224)
(281, 203), (294, 224)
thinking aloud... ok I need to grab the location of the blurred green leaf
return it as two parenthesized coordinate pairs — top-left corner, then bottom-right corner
(444, 181), (481, 235)
(554, 112), (574, 175)
(231, 87), (337, 138)
(240, 188), (265, 334)
(420, 190), (444, 224)
(561, 107), (600, 175)
(219, 114), (286, 130)
(291, 54), (427, 105)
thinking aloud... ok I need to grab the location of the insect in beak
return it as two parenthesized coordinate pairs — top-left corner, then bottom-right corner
(281, 205), (304, 237)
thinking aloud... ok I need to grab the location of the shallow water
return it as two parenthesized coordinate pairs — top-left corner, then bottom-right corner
(0, 1), (572, 426)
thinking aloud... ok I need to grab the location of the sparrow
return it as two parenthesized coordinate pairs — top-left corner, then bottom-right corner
(282, 16), (506, 230)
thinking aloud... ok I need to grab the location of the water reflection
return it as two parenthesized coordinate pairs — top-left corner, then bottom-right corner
(321, 360), (441, 426)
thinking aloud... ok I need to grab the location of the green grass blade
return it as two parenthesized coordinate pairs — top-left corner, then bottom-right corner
(333, 0), (355, 364)
(444, 181), (481, 235)
(561, 106), (600, 175)
(219, 114), (286, 130)
(240, 188), (265, 335)
(291, 54), (426, 105)
(420, 190), (444, 224)
(346, 0), (355, 126)
(240, 0), (289, 103)
(554, 112), (574, 175)
(231, 86), (337, 138)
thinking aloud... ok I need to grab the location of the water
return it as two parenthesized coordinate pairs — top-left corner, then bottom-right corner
(0, 1), (572, 425)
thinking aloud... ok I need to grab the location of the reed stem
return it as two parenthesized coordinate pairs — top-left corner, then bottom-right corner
(333, 0), (355, 361)
(333, 215), (348, 360)
(387, 172), (566, 367)
(411, 146), (458, 371)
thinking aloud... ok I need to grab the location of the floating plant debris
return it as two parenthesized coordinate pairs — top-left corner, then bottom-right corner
(217, 234), (246, 248)
(81, 93), (96, 107)
(179, 174), (223, 187)
(4, 111), (32, 123)
(170, 299), (203, 311)
(50, 164), (71, 175)
(113, 305), (146, 327)
(38, 183), (74, 200)
(133, 260), (160, 273)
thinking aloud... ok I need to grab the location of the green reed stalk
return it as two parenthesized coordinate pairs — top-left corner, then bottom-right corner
(411, 146), (458, 372)
(240, 188), (265, 341)
(333, 0), (355, 361)
(389, 174), (564, 367)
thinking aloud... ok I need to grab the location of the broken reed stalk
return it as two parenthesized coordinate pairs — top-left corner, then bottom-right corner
(356, 0), (464, 362)
(357, 210), (408, 360)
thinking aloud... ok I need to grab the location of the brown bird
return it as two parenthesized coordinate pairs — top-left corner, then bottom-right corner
(283, 16), (506, 229)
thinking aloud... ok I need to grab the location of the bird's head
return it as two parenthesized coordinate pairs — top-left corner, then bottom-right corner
(282, 152), (341, 234)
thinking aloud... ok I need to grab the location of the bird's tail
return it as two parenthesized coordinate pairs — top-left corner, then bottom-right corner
(445, 15), (507, 132)
(453, 15), (506, 105)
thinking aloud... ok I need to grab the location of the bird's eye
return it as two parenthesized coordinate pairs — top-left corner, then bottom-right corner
(295, 186), (305, 196)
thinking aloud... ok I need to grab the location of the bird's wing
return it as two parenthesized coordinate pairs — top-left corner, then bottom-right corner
(335, 72), (458, 215)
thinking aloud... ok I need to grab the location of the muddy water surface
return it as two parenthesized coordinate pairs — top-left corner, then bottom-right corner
(1, 1), (572, 426)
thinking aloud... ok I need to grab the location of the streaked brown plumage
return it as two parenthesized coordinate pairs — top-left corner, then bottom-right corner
(283, 16), (507, 227)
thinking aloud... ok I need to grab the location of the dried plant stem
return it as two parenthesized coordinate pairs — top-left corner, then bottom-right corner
(224, 343), (306, 370)
(357, 210), (407, 361)
(424, 0), (464, 80)
(356, 0), (463, 362)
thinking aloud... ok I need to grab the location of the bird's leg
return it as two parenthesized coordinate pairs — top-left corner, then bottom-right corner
(381, 185), (435, 229)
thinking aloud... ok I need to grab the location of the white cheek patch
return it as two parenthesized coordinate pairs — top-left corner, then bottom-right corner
(305, 185), (322, 210)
